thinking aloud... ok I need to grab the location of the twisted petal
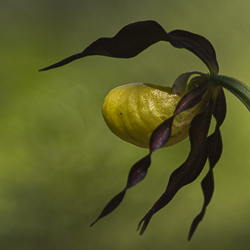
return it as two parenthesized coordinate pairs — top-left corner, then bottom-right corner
(213, 87), (227, 126)
(39, 20), (218, 74)
(90, 154), (151, 226)
(150, 79), (209, 152)
(137, 99), (213, 234)
(188, 87), (226, 240)
(168, 30), (219, 75)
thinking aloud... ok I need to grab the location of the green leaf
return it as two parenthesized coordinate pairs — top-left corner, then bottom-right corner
(213, 75), (250, 111)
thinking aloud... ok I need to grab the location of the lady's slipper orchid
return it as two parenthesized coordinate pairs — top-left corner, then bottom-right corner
(40, 20), (250, 240)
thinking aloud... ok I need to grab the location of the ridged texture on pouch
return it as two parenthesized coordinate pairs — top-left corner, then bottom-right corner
(102, 82), (206, 148)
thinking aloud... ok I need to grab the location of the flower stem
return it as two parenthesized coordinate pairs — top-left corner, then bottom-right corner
(213, 75), (250, 111)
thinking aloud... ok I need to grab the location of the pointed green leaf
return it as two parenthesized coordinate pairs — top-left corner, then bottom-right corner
(214, 75), (250, 111)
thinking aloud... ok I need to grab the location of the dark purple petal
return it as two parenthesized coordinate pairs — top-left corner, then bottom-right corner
(39, 20), (169, 71)
(174, 79), (209, 115)
(150, 79), (209, 153)
(137, 101), (213, 234)
(39, 21), (218, 74)
(188, 128), (221, 240)
(90, 189), (126, 227)
(213, 87), (227, 126)
(149, 117), (174, 153)
(126, 154), (151, 189)
(188, 88), (226, 240)
(90, 154), (151, 226)
(168, 30), (219, 75)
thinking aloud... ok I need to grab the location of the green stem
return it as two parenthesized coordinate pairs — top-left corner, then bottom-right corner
(213, 75), (250, 111)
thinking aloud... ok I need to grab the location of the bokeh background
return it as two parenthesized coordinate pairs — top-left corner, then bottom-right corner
(1, 0), (250, 249)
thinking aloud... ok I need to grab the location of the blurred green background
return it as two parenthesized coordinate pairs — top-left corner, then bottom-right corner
(1, 0), (250, 249)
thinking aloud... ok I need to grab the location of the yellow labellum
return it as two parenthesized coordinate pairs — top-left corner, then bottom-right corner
(102, 82), (206, 148)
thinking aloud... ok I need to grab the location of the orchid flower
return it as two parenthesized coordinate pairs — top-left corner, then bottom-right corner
(39, 20), (250, 240)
